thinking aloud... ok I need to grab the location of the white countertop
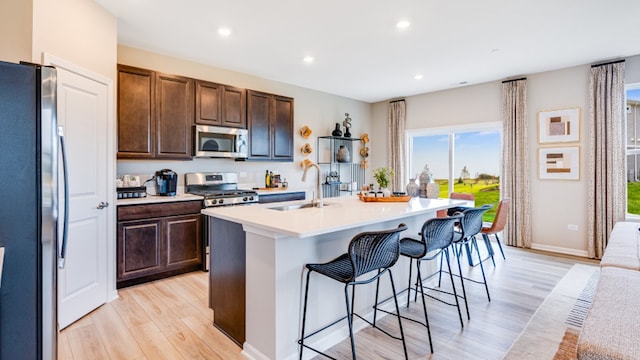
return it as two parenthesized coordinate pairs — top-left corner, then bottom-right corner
(116, 193), (203, 206)
(202, 195), (466, 238)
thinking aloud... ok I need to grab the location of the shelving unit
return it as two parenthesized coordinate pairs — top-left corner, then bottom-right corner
(317, 136), (365, 198)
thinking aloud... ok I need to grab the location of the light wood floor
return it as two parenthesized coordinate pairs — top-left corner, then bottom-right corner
(58, 244), (598, 360)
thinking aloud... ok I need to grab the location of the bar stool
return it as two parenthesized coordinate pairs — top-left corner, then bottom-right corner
(439, 205), (492, 319)
(298, 223), (409, 360)
(480, 199), (510, 265)
(398, 214), (465, 353)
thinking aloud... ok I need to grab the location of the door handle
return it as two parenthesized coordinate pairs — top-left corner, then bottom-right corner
(97, 201), (109, 209)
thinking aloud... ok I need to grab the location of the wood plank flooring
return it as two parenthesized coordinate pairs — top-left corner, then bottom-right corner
(59, 243), (598, 360)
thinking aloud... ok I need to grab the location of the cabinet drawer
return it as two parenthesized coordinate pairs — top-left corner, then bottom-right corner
(118, 200), (202, 221)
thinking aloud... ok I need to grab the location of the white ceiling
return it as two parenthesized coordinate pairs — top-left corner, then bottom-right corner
(95, 0), (640, 103)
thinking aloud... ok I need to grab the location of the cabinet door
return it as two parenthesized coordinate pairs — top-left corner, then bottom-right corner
(164, 214), (202, 270)
(117, 219), (162, 282)
(247, 90), (272, 160)
(156, 73), (193, 159)
(195, 80), (222, 126)
(273, 95), (294, 161)
(117, 65), (155, 158)
(222, 85), (246, 128)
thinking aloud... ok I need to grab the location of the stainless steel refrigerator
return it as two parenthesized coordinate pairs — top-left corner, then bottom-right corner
(0, 60), (67, 359)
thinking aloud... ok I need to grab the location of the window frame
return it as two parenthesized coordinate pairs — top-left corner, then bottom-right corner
(405, 121), (503, 196)
(625, 82), (640, 220)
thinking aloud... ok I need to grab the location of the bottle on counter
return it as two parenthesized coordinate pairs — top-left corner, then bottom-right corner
(282, 178), (288, 188)
(265, 170), (271, 188)
(269, 171), (274, 188)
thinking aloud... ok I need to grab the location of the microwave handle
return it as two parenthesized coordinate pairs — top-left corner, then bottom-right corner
(235, 135), (246, 153)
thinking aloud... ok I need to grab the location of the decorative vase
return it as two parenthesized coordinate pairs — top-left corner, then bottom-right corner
(336, 145), (350, 163)
(419, 171), (430, 197)
(406, 178), (419, 197)
(426, 178), (440, 199)
(332, 123), (343, 137)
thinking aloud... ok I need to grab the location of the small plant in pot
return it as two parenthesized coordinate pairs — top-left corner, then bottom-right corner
(372, 167), (394, 197)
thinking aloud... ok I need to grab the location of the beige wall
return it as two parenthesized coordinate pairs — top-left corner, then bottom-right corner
(32, 0), (116, 80)
(371, 55), (640, 256)
(0, 0), (33, 62)
(117, 45), (373, 191)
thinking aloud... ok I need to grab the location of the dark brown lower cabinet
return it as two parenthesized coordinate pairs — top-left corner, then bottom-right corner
(209, 217), (246, 347)
(117, 201), (203, 288)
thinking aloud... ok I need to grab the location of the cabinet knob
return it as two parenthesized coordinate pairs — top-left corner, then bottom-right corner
(97, 201), (109, 209)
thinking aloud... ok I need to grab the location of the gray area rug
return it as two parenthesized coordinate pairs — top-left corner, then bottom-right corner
(503, 263), (600, 360)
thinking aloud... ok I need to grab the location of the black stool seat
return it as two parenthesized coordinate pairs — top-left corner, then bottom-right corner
(306, 254), (352, 282)
(399, 238), (426, 258)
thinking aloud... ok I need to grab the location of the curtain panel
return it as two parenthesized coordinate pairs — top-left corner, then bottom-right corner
(388, 100), (406, 192)
(501, 79), (532, 248)
(587, 61), (626, 259)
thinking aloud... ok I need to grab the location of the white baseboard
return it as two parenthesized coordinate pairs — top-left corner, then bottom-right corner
(242, 291), (409, 360)
(530, 243), (588, 258)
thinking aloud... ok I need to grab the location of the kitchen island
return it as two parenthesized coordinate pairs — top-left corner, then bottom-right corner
(202, 196), (466, 360)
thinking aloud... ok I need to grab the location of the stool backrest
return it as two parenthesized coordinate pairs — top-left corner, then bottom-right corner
(423, 214), (463, 255)
(485, 199), (510, 233)
(348, 223), (408, 280)
(459, 204), (492, 238)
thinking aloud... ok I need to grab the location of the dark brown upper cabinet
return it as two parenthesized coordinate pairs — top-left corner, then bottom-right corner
(195, 80), (246, 128)
(155, 73), (193, 159)
(117, 64), (193, 160)
(247, 90), (294, 161)
(117, 65), (156, 159)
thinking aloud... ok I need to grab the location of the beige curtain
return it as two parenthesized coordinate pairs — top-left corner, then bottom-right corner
(587, 61), (626, 259)
(501, 79), (532, 248)
(388, 100), (406, 192)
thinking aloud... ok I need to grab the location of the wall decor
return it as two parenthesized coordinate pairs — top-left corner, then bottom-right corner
(301, 143), (312, 155)
(538, 107), (580, 143)
(300, 125), (312, 139)
(539, 146), (580, 180)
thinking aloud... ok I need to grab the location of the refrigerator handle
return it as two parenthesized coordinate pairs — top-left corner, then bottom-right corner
(58, 126), (69, 269)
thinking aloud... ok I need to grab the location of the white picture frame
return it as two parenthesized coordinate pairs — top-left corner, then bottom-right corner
(539, 146), (580, 180)
(538, 108), (580, 143)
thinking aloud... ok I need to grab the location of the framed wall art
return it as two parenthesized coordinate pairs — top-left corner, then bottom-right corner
(539, 146), (580, 180)
(538, 107), (580, 143)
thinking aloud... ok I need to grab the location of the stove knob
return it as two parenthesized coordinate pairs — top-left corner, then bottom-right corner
(242, 197), (248, 201)
(218, 199), (224, 204)
(249, 196), (254, 201)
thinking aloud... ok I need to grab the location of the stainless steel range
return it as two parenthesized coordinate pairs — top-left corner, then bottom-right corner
(186, 172), (258, 272)
(185, 172), (258, 207)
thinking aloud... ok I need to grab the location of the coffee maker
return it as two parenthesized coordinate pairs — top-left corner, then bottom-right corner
(155, 169), (177, 196)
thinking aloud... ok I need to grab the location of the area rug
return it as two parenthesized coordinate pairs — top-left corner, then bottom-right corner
(503, 263), (600, 360)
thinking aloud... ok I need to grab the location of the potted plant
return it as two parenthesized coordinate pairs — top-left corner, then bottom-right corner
(372, 167), (394, 197)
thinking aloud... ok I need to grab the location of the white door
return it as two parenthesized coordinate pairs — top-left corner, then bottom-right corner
(47, 56), (111, 329)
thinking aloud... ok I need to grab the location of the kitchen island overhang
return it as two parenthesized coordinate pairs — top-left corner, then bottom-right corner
(203, 196), (467, 360)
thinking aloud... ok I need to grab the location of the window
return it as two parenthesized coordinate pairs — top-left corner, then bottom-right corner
(626, 84), (640, 216)
(407, 123), (502, 221)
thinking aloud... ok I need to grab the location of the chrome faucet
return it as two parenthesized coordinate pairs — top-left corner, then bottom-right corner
(301, 162), (323, 208)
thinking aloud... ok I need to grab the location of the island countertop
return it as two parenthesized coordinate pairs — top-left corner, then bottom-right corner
(201, 195), (467, 238)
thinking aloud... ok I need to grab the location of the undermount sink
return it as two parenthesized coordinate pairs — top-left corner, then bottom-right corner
(268, 202), (331, 211)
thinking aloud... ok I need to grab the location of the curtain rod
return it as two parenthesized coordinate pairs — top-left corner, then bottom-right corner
(389, 99), (405, 103)
(591, 59), (625, 68)
(501, 77), (526, 84)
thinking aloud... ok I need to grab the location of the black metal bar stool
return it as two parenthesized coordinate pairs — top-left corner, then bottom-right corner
(298, 223), (409, 360)
(398, 214), (465, 353)
(439, 204), (492, 320)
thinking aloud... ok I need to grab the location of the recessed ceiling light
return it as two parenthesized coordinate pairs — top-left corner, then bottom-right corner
(414, 74), (423, 80)
(397, 20), (411, 29)
(303, 56), (314, 64)
(218, 27), (231, 37)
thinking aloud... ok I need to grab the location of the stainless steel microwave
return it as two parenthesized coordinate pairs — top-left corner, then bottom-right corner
(194, 125), (248, 159)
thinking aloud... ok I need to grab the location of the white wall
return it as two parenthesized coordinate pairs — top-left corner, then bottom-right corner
(371, 55), (640, 256)
(117, 45), (373, 191)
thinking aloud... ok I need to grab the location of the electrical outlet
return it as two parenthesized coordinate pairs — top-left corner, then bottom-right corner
(568, 224), (579, 231)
